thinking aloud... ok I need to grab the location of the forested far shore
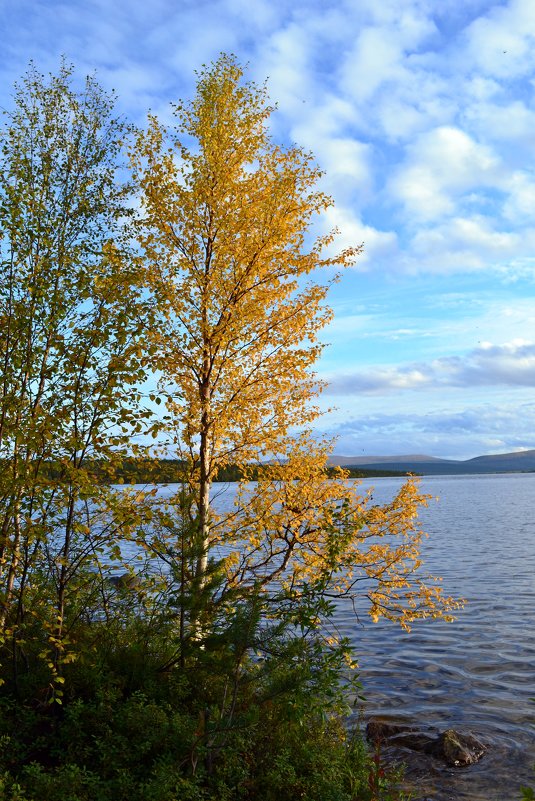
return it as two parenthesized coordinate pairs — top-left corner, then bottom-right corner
(7, 458), (416, 485)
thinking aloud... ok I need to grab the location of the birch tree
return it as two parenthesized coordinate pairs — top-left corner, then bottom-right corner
(0, 63), (151, 687)
(133, 55), (461, 631)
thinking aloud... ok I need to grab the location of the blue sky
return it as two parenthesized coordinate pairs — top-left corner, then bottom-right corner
(2, 0), (535, 459)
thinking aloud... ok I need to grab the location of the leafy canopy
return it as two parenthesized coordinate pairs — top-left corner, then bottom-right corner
(132, 55), (462, 632)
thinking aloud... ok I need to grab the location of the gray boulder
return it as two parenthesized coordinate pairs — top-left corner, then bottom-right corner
(366, 717), (487, 767)
(427, 728), (487, 767)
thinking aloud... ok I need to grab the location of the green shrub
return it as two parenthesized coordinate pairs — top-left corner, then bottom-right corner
(0, 591), (400, 801)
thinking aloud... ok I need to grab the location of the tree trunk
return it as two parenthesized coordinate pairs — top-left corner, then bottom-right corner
(196, 389), (211, 585)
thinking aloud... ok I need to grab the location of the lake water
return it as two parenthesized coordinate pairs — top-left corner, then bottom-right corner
(133, 473), (535, 800)
(332, 473), (535, 801)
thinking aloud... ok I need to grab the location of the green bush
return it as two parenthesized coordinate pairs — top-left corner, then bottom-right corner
(0, 587), (406, 801)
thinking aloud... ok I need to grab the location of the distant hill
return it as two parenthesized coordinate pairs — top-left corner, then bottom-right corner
(328, 449), (535, 475)
(331, 453), (448, 466)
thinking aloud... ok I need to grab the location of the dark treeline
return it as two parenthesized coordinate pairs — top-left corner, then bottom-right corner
(28, 459), (417, 485)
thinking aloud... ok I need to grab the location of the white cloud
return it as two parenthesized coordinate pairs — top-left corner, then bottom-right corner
(289, 99), (371, 202)
(321, 207), (398, 268)
(465, 99), (535, 147)
(389, 126), (501, 222)
(315, 138), (373, 200)
(503, 172), (535, 221)
(224, 0), (280, 30)
(342, 27), (407, 103)
(340, 6), (437, 102)
(408, 215), (523, 273)
(325, 340), (535, 396)
(462, 0), (535, 80)
(255, 20), (314, 114)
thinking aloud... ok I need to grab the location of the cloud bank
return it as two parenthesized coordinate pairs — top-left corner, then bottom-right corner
(326, 340), (535, 395)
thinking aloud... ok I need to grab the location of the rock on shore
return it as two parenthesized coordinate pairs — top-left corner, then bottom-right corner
(366, 718), (487, 767)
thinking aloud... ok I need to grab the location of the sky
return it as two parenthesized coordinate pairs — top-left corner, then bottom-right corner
(2, 0), (535, 460)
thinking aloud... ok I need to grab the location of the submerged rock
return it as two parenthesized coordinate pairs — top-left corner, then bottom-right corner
(367, 718), (409, 741)
(366, 717), (487, 768)
(427, 728), (487, 767)
(366, 718), (435, 749)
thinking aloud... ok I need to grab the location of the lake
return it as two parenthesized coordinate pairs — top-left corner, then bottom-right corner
(330, 473), (535, 801)
(134, 472), (535, 799)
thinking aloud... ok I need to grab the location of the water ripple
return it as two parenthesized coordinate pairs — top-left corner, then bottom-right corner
(341, 473), (535, 800)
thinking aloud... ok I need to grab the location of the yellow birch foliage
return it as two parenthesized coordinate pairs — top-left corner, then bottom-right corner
(133, 56), (356, 459)
(133, 55), (462, 628)
(216, 434), (461, 630)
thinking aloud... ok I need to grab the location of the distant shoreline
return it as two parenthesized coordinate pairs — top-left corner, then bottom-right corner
(329, 448), (535, 476)
(8, 456), (535, 484)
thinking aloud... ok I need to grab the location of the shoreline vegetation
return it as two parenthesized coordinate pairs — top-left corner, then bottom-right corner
(1, 58), (464, 800)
